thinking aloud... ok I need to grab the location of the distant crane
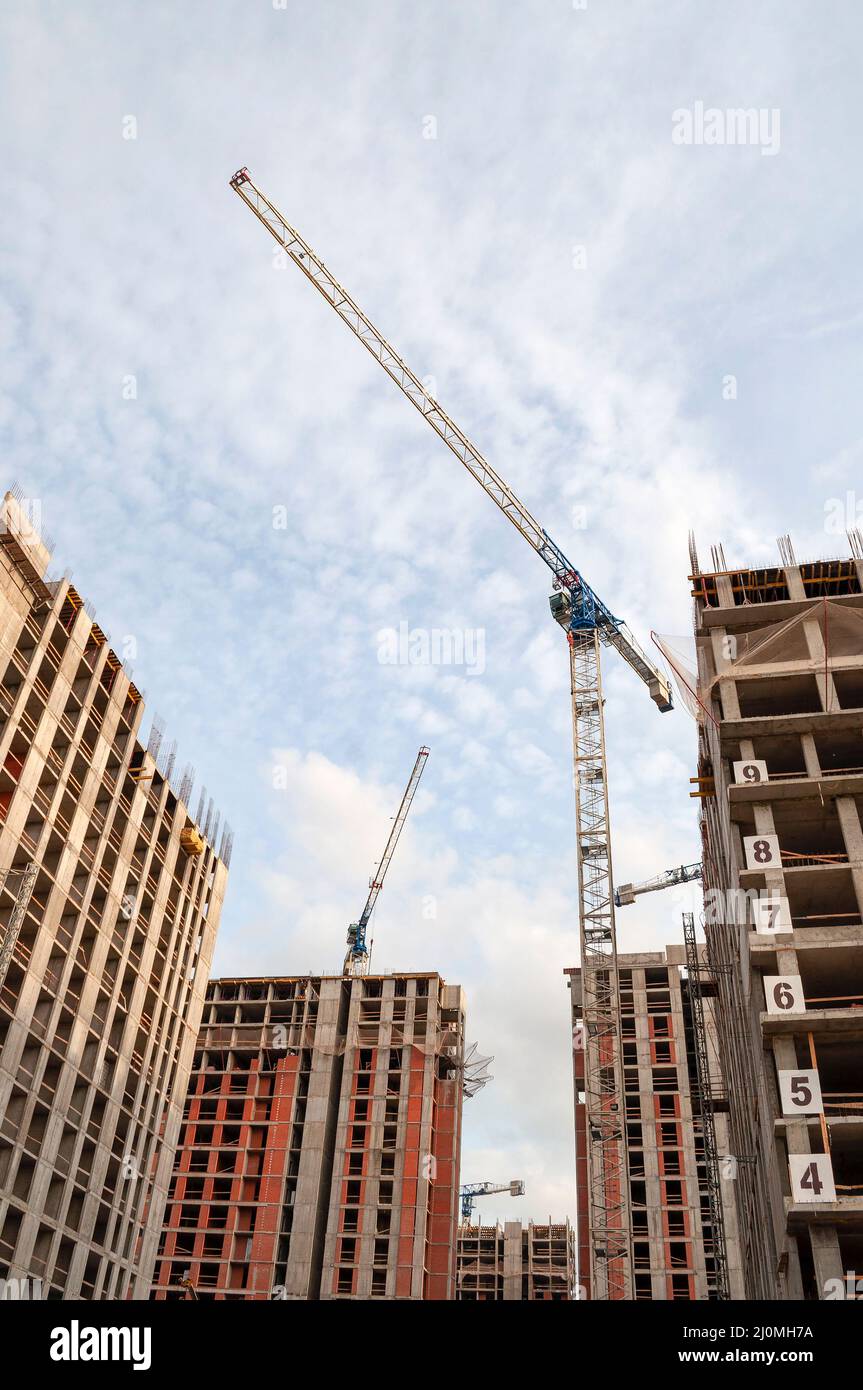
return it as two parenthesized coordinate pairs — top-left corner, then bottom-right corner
(614, 862), (702, 907)
(460, 1179), (525, 1225)
(230, 169), (673, 1299)
(344, 747), (429, 975)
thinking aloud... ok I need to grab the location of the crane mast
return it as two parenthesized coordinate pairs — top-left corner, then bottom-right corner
(230, 168), (673, 1298)
(345, 746), (429, 976)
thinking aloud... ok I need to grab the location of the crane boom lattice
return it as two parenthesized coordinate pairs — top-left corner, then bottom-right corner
(615, 861), (702, 908)
(682, 911), (730, 1300)
(460, 1179), (525, 1225)
(345, 746), (429, 975)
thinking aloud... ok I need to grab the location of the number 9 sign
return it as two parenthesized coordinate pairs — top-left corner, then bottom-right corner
(733, 759), (768, 785)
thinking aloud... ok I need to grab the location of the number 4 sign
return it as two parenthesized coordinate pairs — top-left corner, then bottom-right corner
(764, 976), (804, 1014)
(789, 1153), (836, 1203)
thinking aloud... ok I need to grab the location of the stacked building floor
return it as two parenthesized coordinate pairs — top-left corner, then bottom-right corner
(0, 492), (229, 1298)
(152, 971), (465, 1299)
(691, 544), (863, 1298)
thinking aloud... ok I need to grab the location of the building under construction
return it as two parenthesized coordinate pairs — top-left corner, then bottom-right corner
(456, 1219), (575, 1300)
(682, 538), (863, 1299)
(0, 490), (230, 1298)
(153, 971), (465, 1299)
(567, 947), (744, 1300)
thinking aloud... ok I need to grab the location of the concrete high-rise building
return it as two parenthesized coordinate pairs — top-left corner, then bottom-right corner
(0, 490), (230, 1298)
(566, 948), (744, 1300)
(688, 539), (863, 1299)
(456, 1219), (576, 1300)
(152, 970), (465, 1300)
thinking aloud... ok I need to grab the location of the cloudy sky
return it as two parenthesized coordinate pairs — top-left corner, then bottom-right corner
(2, 1), (859, 1223)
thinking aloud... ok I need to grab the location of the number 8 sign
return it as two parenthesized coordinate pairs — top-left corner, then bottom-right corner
(744, 833), (780, 870)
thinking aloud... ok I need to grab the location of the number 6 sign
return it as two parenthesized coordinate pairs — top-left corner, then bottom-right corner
(764, 975), (803, 1014)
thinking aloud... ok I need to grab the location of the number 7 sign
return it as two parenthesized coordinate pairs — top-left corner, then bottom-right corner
(753, 895), (792, 934)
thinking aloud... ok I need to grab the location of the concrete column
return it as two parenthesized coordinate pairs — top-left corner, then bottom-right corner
(753, 805), (777, 836)
(835, 796), (863, 918)
(810, 1226), (844, 1298)
(783, 567), (807, 601)
(782, 1238), (806, 1300)
(710, 630), (742, 719)
(503, 1221), (521, 1300)
(716, 575), (736, 607)
(801, 732), (821, 778)
(801, 616), (839, 711)
(836, 795), (863, 860)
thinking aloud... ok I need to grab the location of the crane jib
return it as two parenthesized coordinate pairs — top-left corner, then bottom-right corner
(229, 170), (671, 712)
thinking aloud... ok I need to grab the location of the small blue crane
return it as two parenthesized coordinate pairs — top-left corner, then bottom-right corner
(460, 1179), (525, 1226)
(344, 747), (429, 975)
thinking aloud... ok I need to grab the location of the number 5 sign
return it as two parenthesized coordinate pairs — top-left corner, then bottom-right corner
(789, 1154), (836, 1203)
(764, 975), (803, 1013)
(743, 834), (780, 870)
(778, 1069), (823, 1115)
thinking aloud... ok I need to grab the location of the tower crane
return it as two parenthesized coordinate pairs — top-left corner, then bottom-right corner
(344, 747), (429, 976)
(229, 168), (673, 1300)
(614, 862), (702, 907)
(460, 1179), (525, 1226)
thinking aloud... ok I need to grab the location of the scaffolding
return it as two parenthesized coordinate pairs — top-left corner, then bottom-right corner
(682, 911), (729, 1300)
(0, 863), (38, 990)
